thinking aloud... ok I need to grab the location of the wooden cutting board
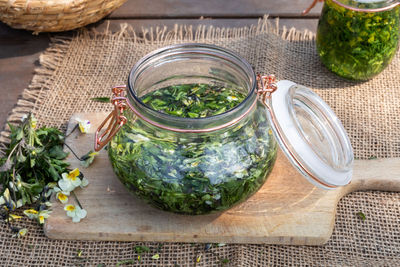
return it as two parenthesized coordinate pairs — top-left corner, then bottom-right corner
(44, 113), (400, 245)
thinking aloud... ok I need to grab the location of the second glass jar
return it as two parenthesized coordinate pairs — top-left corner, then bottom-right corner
(316, 0), (400, 81)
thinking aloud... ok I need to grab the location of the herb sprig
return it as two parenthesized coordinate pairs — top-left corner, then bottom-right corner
(0, 114), (93, 235)
(0, 115), (69, 209)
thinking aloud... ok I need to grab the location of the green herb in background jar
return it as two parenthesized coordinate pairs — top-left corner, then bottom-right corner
(316, 0), (400, 81)
(108, 84), (277, 215)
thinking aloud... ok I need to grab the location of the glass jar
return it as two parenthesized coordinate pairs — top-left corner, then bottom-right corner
(95, 44), (354, 215)
(316, 0), (400, 81)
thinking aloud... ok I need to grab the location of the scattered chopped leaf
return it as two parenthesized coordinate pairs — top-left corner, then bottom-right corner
(357, 211), (366, 221)
(116, 259), (135, 266)
(91, 97), (111, 103)
(134, 245), (150, 254)
(220, 258), (230, 265)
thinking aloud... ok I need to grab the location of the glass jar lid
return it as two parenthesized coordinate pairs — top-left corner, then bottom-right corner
(265, 80), (354, 189)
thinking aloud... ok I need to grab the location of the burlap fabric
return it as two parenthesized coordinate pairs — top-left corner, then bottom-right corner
(1, 17), (400, 266)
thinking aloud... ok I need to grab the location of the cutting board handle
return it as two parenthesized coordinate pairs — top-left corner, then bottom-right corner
(346, 158), (400, 193)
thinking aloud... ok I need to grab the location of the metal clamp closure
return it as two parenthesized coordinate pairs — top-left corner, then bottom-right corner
(256, 74), (277, 107)
(94, 86), (128, 151)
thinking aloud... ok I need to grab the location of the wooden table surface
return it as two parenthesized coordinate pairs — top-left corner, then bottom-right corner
(0, 0), (322, 129)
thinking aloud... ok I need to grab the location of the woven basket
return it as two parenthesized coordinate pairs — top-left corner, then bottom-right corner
(0, 0), (127, 33)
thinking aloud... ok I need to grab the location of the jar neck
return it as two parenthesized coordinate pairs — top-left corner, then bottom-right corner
(331, 0), (399, 12)
(127, 44), (258, 132)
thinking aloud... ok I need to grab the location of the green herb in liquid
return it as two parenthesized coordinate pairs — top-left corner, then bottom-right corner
(109, 83), (277, 215)
(317, 0), (399, 81)
(141, 83), (246, 118)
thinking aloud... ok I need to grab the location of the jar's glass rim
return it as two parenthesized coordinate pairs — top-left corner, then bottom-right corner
(127, 43), (257, 124)
(332, 0), (399, 12)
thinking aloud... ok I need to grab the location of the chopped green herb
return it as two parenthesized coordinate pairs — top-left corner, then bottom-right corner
(317, 0), (399, 80)
(220, 258), (230, 265)
(135, 245), (150, 254)
(109, 84), (277, 215)
(91, 97), (110, 103)
(141, 83), (246, 118)
(116, 259), (135, 266)
(357, 211), (366, 221)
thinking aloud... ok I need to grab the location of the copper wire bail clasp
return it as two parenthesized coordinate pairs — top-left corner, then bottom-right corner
(94, 85), (128, 151)
(256, 74), (277, 106)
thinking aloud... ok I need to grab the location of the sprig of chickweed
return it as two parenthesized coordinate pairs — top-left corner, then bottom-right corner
(0, 114), (94, 236)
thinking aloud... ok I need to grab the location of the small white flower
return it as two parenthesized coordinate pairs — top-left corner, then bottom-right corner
(227, 95), (238, 102)
(9, 181), (18, 192)
(59, 168), (81, 192)
(16, 199), (23, 208)
(1, 188), (16, 210)
(30, 116), (37, 129)
(3, 188), (10, 202)
(64, 204), (87, 222)
(13, 228), (28, 238)
(133, 134), (150, 142)
(80, 151), (98, 168)
(76, 118), (91, 134)
(37, 210), (51, 224)
(21, 114), (28, 122)
(54, 187), (70, 204)
(8, 214), (22, 221)
(80, 178), (89, 188)
(23, 209), (39, 220)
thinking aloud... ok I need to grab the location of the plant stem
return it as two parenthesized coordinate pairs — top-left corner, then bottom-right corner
(65, 124), (79, 138)
(63, 143), (85, 162)
(71, 191), (83, 209)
